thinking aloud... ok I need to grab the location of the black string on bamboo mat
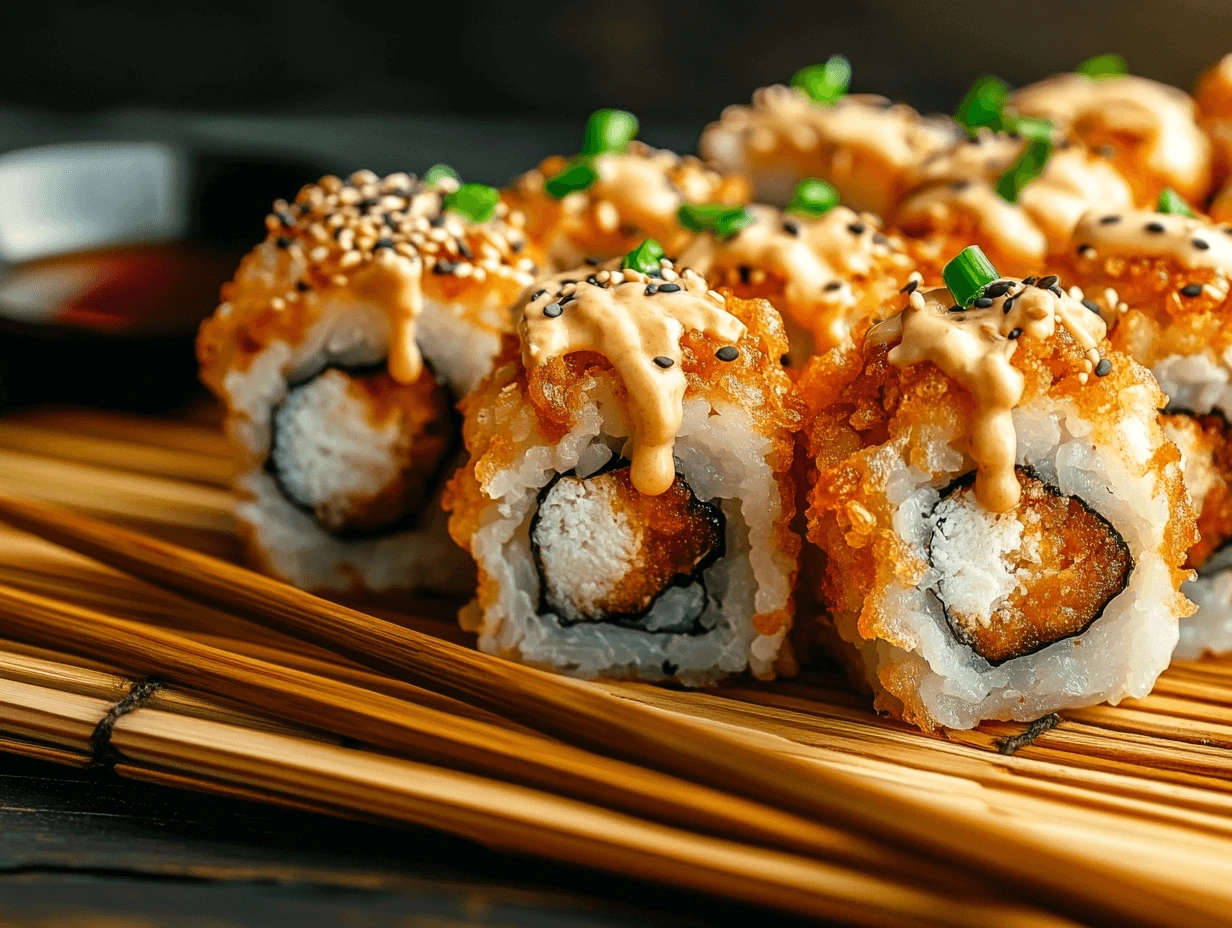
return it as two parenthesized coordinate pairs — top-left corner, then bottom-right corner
(90, 676), (163, 767)
(995, 713), (1061, 755)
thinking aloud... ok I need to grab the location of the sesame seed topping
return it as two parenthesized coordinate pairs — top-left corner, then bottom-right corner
(1082, 298), (1101, 314)
(1008, 327), (1023, 339)
(824, 281), (843, 291)
(543, 302), (563, 318)
(1037, 275), (1059, 290)
(658, 283), (682, 293)
(1099, 215), (1121, 225)
(947, 304), (962, 314)
(1193, 238), (1210, 251)
(950, 180), (970, 191)
(1181, 283), (1203, 297)
(973, 297), (994, 308)
(1022, 276), (1038, 286)
(716, 346), (740, 362)
(653, 356), (674, 368)
(1146, 222), (1165, 234)
(983, 281), (1011, 298)
(1002, 297), (1015, 313)
(531, 289), (547, 301)
(275, 236), (292, 249)
(847, 222), (866, 235)
(644, 284), (658, 295)
(901, 280), (919, 294)
(1095, 358), (1112, 377)
(782, 220), (800, 236)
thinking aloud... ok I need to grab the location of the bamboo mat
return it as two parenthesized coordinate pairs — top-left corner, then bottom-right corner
(0, 404), (1230, 927)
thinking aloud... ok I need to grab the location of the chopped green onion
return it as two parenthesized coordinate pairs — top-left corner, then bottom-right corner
(995, 137), (1054, 204)
(424, 163), (459, 186)
(443, 183), (500, 223)
(943, 246), (1000, 309)
(544, 160), (599, 199)
(1005, 115), (1054, 144)
(581, 109), (640, 155)
(791, 54), (852, 105)
(1076, 53), (1128, 79)
(786, 178), (840, 217)
(677, 203), (754, 240)
(955, 75), (1011, 133)
(1156, 187), (1195, 217)
(623, 239), (665, 275)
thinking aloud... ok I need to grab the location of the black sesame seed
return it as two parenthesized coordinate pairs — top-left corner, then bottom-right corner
(1145, 222), (1165, 234)
(1008, 328), (1023, 339)
(1003, 297), (1015, 313)
(1097, 144), (1116, 158)
(653, 356), (674, 368)
(1077, 243), (1094, 255)
(1193, 238), (1211, 251)
(1049, 285), (1064, 297)
(973, 297), (994, 308)
(587, 275), (599, 286)
(947, 304), (962, 313)
(511, 239), (525, 252)
(361, 198), (379, 211)
(1022, 276), (1038, 286)
(434, 260), (459, 274)
(1095, 358), (1112, 377)
(1224, 228), (1232, 237)
(559, 293), (576, 305)
(900, 280), (919, 294)
(334, 227), (346, 240)
(430, 215), (447, 228)
(716, 345), (740, 362)
(950, 180), (971, 191)
(1082, 299), (1101, 314)
(983, 281), (1010, 298)
(644, 285), (658, 296)
(296, 280), (312, 292)
(658, 283), (681, 293)
(458, 242), (474, 260)
(531, 289), (547, 301)
(824, 281), (843, 291)
(1099, 214), (1121, 225)
(780, 353), (790, 366)
(782, 220), (800, 236)
(1181, 283), (1203, 297)
(738, 265), (752, 284)
(374, 238), (394, 250)
(1038, 275), (1059, 290)
(543, 302), (563, 318)
(275, 236), (292, 249)
(585, 256), (602, 265)
(559, 279), (577, 286)
(276, 210), (295, 227)
(873, 232), (890, 246)
(847, 223), (866, 235)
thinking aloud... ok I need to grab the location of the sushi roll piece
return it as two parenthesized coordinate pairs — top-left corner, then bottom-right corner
(1011, 55), (1213, 207)
(1195, 53), (1232, 222)
(699, 56), (959, 215)
(505, 109), (749, 274)
(892, 128), (1134, 280)
(676, 181), (916, 358)
(802, 246), (1195, 730)
(1065, 205), (1232, 656)
(444, 245), (802, 684)
(198, 169), (540, 593)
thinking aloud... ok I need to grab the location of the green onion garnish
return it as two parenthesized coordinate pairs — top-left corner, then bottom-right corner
(581, 109), (640, 156)
(677, 203), (754, 240)
(955, 75), (1011, 133)
(544, 161), (599, 199)
(424, 163), (459, 186)
(943, 246), (1000, 309)
(786, 178), (840, 217)
(1156, 187), (1195, 217)
(995, 136), (1054, 204)
(1007, 115), (1054, 144)
(791, 54), (852, 105)
(1076, 53), (1128, 79)
(443, 183), (500, 223)
(623, 239), (665, 275)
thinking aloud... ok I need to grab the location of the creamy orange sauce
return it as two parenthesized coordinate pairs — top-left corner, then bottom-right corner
(678, 203), (904, 350)
(1012, 73), (1212, 203)
(700, 86), (956, 214)
(869, 281), (1106, 511)
(1070, 209), (1232, 283)
(894, 139), (1134, 274)
(518, 260), (745, 495)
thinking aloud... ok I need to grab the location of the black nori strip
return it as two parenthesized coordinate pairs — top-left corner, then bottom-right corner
(925, 467), (1133, 666)
(528, 461), (725, 635)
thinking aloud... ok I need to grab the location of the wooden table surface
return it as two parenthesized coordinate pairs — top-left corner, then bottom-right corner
(0, 755), (814, 928)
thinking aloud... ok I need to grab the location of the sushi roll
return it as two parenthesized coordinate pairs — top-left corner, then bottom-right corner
(1195, 53), (1232, 222)
(197, 169), (540, 593)
(1065, 205), (1232, 656)
(892, 128), (1134, 279)
(675, 181), (916, 358)
(699, 56), (959, 215)
(444, 244), (802, 684)
(802, 246), (1195, 731)
(1011, 56), (1213, 207)
(505, 109), (749, 273)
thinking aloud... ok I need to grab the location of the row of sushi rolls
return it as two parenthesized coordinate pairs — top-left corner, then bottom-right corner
(198, 51), (1232, 731)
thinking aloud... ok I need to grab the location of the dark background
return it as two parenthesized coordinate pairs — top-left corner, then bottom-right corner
(6, 0), (1231, 128)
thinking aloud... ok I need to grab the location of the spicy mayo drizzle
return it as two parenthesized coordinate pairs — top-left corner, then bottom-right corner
(518, 260), (745, 496)
(869, 280), (1106, 512)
